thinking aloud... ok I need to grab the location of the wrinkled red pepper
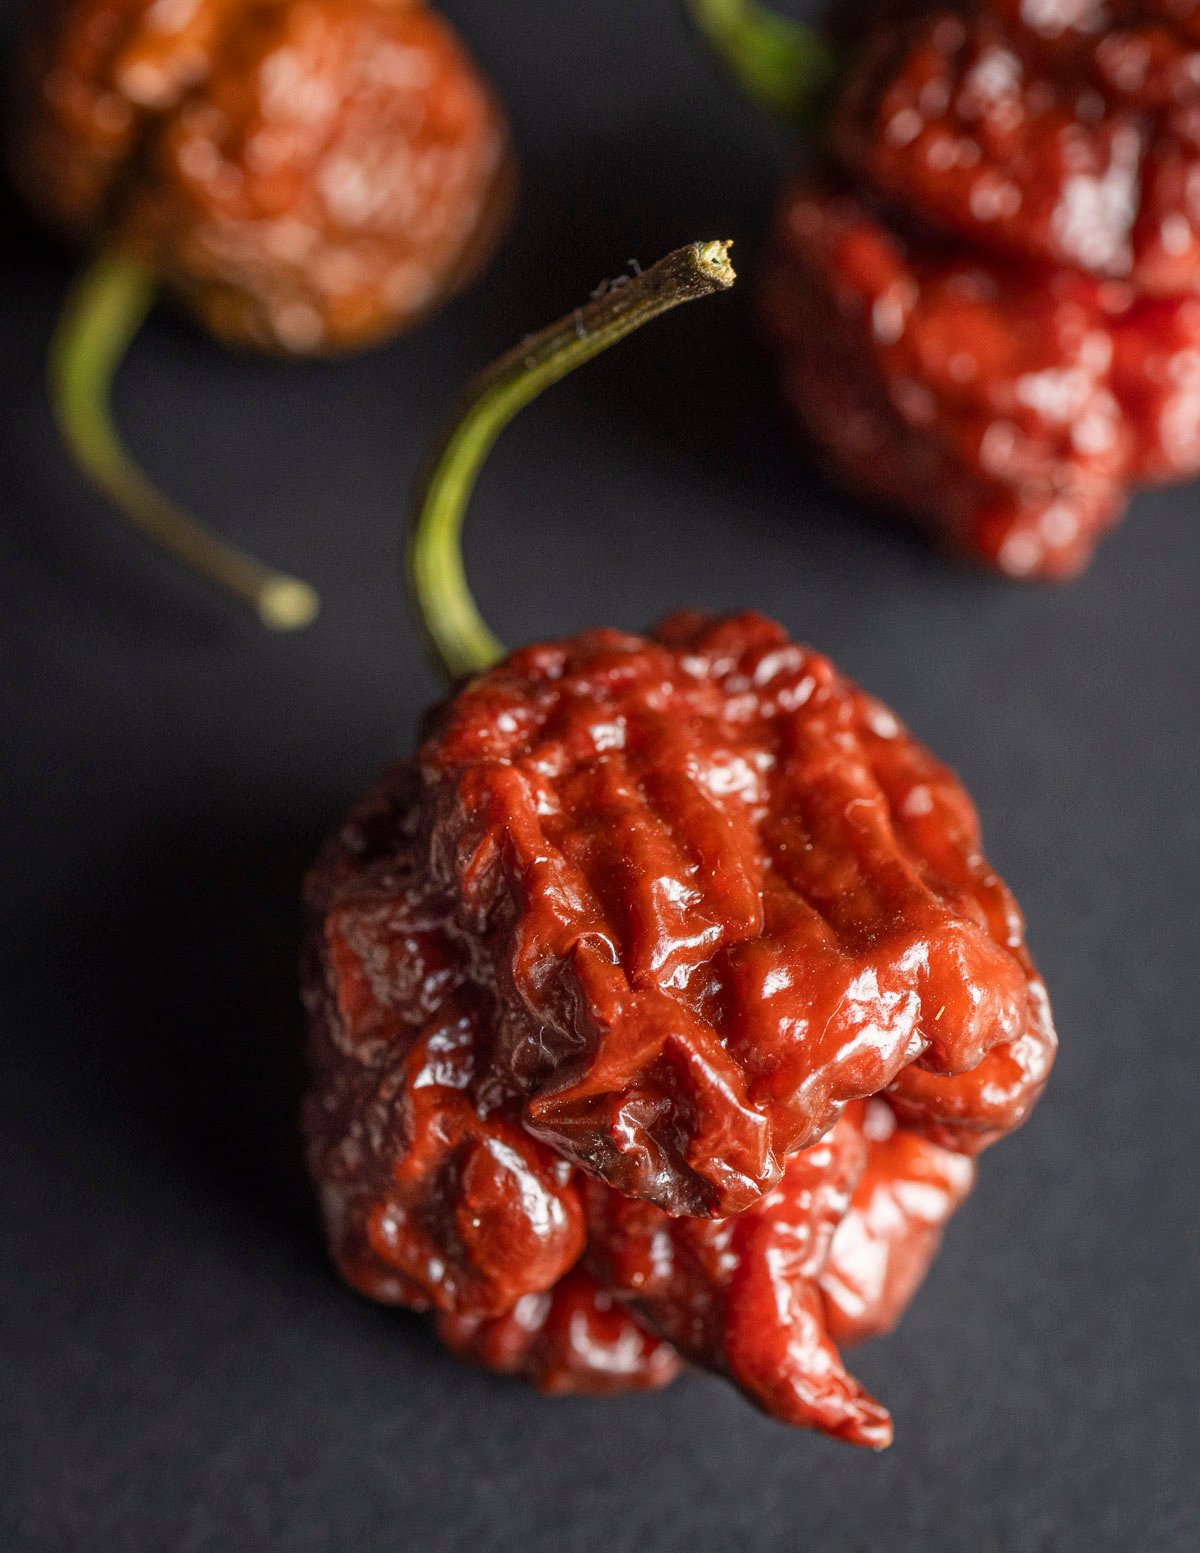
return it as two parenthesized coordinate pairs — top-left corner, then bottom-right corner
(301, 242), (1057, 1447)
(700, 0), (1200, 577)
(302, 611), (1053, 1446)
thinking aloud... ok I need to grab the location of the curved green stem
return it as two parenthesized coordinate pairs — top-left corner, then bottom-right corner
(408, 240), (737, 683)
(684, 0), (839, 128)
(50, 252), (319, 631)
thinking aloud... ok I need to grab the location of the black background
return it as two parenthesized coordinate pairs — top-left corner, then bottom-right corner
(3, 2), (1199, 1548)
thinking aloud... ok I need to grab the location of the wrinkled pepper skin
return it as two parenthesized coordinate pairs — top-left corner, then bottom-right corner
(435, 1268), (687, 1398)
(761, 0), (1200, 577)
(11, 0), (513, 352)
(303, 612), (1056, 1445)
(832, 0), (1200, 292)
(580, 1106), (894, 1447)
(819, 1098), (975, 1347)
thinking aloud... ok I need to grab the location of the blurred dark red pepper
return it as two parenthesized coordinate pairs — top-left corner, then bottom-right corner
(695, 0), (1200, 577)
(8, 0), (513, 623)
(301, 244), (1057, 1446)
(12, 0), (513, 353)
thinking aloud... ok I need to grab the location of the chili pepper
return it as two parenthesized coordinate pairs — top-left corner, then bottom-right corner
(689, 0), (1200, 577)
(10, 0), (512, 623)
(301, 241), (1056, 1445)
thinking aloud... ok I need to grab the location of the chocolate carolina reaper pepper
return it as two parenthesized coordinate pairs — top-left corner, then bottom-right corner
(301, 241), (1057, 1446)
(690, 0), (1200, 578)
(9, 0), (512, 623)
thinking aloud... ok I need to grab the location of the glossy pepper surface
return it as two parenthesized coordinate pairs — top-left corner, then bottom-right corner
(738, 0), (1200, 576)
(13, 0), (513, 354)
(302, 610), (1055, 1445)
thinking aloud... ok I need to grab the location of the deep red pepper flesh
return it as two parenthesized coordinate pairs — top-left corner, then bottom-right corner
(303, 611), (1056, 1445)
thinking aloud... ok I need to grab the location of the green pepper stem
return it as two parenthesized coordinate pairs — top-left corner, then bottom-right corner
(50, 252), (319, 631)
(683, 0), (839, 128)
(408, 240), (737, 683)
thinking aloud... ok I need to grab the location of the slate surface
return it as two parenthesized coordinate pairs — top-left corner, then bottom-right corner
(2, 2), (1198, 1549)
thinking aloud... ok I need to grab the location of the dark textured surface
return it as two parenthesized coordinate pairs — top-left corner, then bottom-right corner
(1, 2), (1198, 1548)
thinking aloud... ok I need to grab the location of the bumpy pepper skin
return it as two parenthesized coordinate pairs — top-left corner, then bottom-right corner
(302, 612), (1056, 1444)
(819, 1099), (975, 1346)
(303, 764), (586, 1317)
(760, 0), (1200, 577)
(831, 0), (1200, 292)
(582, 1107), (893, 1447)
(416, 610), (1045, 1216)
(762, 173), (1200, 577)
(435, 1103), (977, 1433)
(435, 1269), (686, 1398)
(11, 0), (513, 352)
